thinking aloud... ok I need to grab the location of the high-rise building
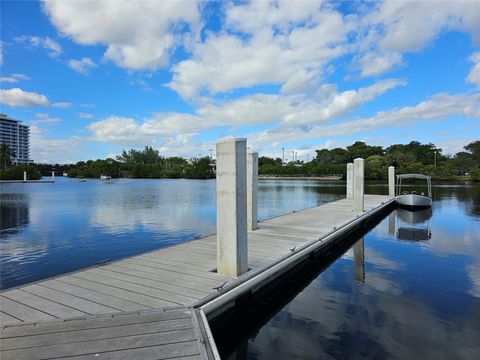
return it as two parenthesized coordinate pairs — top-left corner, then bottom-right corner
(0, 113), (33, 165)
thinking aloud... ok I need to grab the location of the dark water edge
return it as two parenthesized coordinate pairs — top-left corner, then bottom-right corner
(218, 182), (480, 360)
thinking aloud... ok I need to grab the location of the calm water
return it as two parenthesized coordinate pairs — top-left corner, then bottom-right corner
(223, 183), (480, 360)
(0, 177), (346, 289)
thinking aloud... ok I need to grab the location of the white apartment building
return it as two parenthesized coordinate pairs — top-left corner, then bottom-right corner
(0, 113), (33, 165)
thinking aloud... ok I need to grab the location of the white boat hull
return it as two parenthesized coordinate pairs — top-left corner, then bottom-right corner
(395, 194), (432, 209)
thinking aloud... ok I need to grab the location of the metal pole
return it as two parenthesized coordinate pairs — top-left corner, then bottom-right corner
(282, 148), (285, 164)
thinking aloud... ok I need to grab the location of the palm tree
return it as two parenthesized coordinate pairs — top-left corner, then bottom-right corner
(0, 144), (15, 171)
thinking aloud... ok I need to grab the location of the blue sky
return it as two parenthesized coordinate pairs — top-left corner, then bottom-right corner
(0, 0), (479, 163)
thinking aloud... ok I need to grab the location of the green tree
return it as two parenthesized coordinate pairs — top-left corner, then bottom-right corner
(346, 141), (383, 161)
(0, 144), (15, 170)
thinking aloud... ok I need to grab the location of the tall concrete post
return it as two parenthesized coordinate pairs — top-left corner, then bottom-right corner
(354, 158), (364, 213)
(388, 166), (395, 198)
(52, 171), (55, 180)
(23, 171), (27, 181)
(216, 138), (248, 277)
(247, 152), (258, 231)
(346, 163), (354, 200)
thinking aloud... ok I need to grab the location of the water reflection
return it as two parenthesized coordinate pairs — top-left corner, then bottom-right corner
(396, 208), (432, 241)
(222, 184), (480, 360)
(0, 193), (30, 234)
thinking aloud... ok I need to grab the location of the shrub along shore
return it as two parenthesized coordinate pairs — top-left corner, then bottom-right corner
(1, 141), (479, 181)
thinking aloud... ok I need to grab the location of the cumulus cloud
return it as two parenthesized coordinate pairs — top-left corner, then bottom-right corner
(466, 52), (480, 87)
(356, 52), (403, 78)
(0, 73), (31, 83)
(0, 88), (49, 107)
(247, 91), (480, 150)
(15, 35), (62, 57)
(42, 0), (201, 70)
(168, 2), (352, 98)
(367, 0), (480, 53)
(68, 57), (97, 75)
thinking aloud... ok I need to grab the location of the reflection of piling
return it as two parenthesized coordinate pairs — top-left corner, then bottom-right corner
(346, 163), (354, 200)
(216, 138), (248, 277)
(353, 237), (365, 283)
(388, 212), (395, 235)
(354, 158), (364, 213)
(247, 152), (258, 231)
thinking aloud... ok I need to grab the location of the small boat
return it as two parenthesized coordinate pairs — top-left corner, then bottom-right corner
(79, 178), (86, 182)
(395, 174), (432, 210)
(100, 175), (112, 180)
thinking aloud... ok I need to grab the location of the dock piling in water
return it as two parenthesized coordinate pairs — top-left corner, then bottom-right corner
(216, 138), (248, 277)
(354, 158), (364, 213)
(247, 152), (258, 231)
(388, 166), (395, 198)
(23, 171), (27, 182)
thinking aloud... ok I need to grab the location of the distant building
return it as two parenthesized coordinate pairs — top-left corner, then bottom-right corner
(0, 113), (33, 165)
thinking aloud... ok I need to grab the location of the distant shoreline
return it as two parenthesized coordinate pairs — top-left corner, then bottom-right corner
(259, 176), (343, 181)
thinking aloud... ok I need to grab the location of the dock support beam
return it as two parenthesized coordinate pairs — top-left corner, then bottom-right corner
(354, 158), (364, 213)
(23, 171), (27, 182)
(216, 138), (248, 277)
(247, 152), (258, 231)
(346, 163), (354, 200)
(388, 166), (395, 198)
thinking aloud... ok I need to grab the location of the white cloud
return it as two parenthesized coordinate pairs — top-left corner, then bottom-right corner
(0, 88), (49, 107)
(366, 0), (480, 53)
(77, 112), (93, 119)
(42, 0), (202, 70)
(15, 35), (62, 57)
(168, 3), (352, 99)
(0, 73), (31, 83)
(29, 125), (85, 163)
(356, 52), (403, 78)
(247, 91), (480, 150)
(68, 57), (97, 75)
(466, 52), (480, 87)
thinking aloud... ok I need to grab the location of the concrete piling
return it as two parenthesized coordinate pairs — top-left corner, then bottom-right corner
(23, 171), (27, 182)
(247, 152), (258, 231)
(216, 138), (248, 277)
(346, 163), (354, 200)
(52, 171), (55, 180)
(388, 166), (395, 198)
(354, 158), (364, 213)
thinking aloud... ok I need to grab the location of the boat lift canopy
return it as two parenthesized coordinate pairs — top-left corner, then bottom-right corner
(396, 173), (432, 197)
(396, 174), (431, 180)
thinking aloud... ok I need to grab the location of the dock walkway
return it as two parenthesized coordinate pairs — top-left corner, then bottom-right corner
(0, 195), (392, 359)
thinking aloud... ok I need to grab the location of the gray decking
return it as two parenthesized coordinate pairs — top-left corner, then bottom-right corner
(0, 194), (391, 359)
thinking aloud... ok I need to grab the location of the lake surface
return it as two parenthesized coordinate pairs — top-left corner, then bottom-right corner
(221, 182), (480, 360)
(1, 177), (347, 289)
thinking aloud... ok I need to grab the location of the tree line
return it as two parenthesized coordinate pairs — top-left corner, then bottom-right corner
(1, 141), (479, 181)
(259, 140), (480, 180)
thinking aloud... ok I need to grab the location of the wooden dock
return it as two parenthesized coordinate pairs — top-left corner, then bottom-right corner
(0, 195), (393, 359)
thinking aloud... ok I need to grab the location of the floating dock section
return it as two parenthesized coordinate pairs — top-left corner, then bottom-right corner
(0, 140), (397, 359)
